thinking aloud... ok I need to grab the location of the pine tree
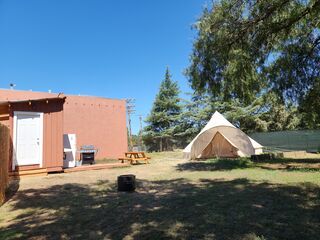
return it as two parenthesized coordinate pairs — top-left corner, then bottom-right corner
(186, 0), (320, 105)
(179, 91), (301, 137)
(176, 93), (213, 146)
(185, 0), (319, 133)
(143, 68), (181, 151)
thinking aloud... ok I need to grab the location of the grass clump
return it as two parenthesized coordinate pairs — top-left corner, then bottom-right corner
(206, 158), (254, 170)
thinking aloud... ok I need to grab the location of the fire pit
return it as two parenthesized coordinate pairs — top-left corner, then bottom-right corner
(117, 174), (136, 192)
(79, 145), (98, 165)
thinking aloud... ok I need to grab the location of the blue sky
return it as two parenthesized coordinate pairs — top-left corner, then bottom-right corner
(0, 0), (207, 134)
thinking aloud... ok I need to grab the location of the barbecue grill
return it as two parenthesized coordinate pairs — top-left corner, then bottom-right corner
(79, 145), (98, 165)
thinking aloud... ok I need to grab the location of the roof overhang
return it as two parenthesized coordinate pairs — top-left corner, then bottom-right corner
(0, 95), (66, 107)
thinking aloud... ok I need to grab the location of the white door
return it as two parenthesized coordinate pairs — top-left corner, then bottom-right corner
(14, 112), (43, 168)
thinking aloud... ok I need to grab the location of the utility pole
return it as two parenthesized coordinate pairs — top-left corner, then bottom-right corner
(138, 115), (143, 150)
(126, 98), (135, 151)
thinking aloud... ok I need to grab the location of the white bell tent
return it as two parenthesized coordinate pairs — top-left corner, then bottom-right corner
(183, 111), (263, 160)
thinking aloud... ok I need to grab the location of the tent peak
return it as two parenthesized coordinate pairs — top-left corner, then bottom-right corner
(207, 111), (234, 128)
(211, 111), (227, 119)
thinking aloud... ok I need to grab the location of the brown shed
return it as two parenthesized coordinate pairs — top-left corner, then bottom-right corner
(0, 97), (65, 173)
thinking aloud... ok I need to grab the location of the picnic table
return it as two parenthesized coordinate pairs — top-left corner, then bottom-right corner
(118, 152), (151, 165)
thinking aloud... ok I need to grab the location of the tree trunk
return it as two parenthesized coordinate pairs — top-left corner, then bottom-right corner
(159, 138), (163, 152)
(166, 138), (169, 151)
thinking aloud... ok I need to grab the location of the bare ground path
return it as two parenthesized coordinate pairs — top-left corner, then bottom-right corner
(1, 151), (320, 240)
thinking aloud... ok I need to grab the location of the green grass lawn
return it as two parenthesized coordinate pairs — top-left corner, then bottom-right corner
(0, 151), (319, 240)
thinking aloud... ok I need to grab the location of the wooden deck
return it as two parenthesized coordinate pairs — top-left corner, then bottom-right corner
(63, 162), (130, 173)
(8, 163), (130, 178)
(9, 168), (48, 179)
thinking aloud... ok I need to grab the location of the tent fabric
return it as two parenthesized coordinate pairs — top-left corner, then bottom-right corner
(249, 137), (263, 154)
(183, 111), (263, 159)
(200, 131), (239, 158)
(183, 111), (234, 154)
(190, 126), (255, 159)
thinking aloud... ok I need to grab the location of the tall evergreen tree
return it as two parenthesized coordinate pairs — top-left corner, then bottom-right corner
(179, 91), (301, 138)
(176, 93), (215, 146)
(186, 0), (320, 105)
(143, 68), (181, 151)
(185, 0), (320, 132)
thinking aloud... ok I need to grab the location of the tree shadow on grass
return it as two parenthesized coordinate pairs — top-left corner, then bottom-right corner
(257, 158), (320, 164)
(4, 180), (20, 204)
(0, 178), (320, 240)
(259, 164), (320, 172)
(177, 158), (320, 172)
(176, 159), (253, 171)
(254, 158), (320, 172)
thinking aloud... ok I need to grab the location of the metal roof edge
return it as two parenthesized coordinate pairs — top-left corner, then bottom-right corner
(0, 88), (126, 102)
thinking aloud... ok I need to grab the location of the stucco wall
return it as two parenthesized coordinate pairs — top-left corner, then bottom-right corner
(63, 96), (127, 159)
(0, 89), (128, 159)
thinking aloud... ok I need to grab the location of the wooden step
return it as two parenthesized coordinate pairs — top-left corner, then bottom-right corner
(15, 164), (40, 171)
(9, 168), (48, 178)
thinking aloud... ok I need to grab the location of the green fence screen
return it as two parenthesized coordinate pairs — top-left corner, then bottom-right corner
(249, 130), (320, 152)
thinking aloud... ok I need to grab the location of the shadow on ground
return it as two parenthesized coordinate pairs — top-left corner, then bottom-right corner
(255, 158), (320, 172)
(176, 159), (253, 171)
(258, 158), (320, 164)
(4, 180), (20, 204)
(177, 158), (320, 172)
(1, 177), (319, 240)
